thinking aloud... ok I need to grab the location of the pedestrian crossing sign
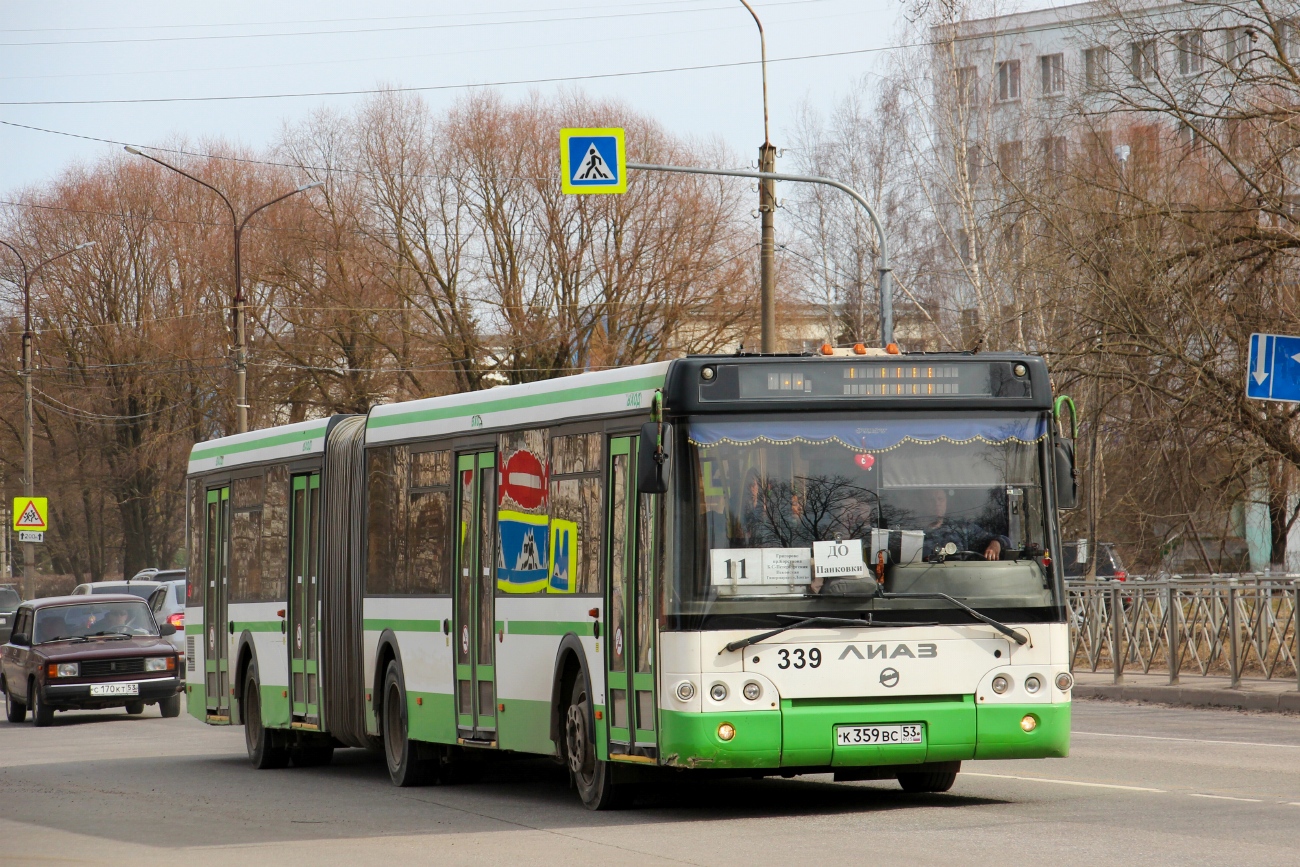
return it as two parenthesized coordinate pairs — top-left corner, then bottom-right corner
(560, 128), (627, 195)
(13, 497), (48, 532)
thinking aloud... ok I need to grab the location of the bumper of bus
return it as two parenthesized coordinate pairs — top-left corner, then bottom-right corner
(658, 696), (1070, 770)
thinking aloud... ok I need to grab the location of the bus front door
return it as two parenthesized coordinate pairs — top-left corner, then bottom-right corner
(204, 485), (231, 721)
(605, 436), (658, 757)
(288, 472), (322, 723)
(454, 451), (498, 743)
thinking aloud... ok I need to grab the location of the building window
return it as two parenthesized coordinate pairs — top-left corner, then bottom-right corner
(997, 60), (1021, 100)
(1040, 53), (1065, 94)
(963, 143), (981, 187)
(997, 140), (1023, 181)
(1177, 31), (1204, 74)
(1084, 46), (1108, 89)
(955, 66), (978, 107)
(1230, 27), (1257, 70)
(1130, 40), (1157, 81)
(1042, 136), (1067, 176)
(957, 230), (973, 266)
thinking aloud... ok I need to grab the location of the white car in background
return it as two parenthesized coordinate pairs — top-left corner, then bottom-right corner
(72, 579), (162, 600)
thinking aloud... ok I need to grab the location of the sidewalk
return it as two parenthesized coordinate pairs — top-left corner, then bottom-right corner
(1073, 671), (1300, 713)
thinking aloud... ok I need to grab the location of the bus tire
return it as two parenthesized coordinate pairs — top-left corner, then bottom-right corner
(564, 678), (625, 810)
(159, 695), (182, 718)
(244, 667), (289, 769)
(897, 769), (958, 793)
(382, 660), (431, 786)
(4, 681), (26, 723)
(31, 681), (54, 727)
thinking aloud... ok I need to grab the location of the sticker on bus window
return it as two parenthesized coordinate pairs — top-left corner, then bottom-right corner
(548, 518), (579, 593)
(497, 510), (550, 593)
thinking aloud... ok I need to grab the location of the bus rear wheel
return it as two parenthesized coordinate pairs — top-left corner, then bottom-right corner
(897, 769), (958, 793)
(382, 661), (432, 786)
(564, 679), (625, 810)
(244, 668), (289, 769)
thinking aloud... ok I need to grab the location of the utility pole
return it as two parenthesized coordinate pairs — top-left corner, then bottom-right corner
(0, 239), (95, 600)
(124, 147), (321, 434)
(739, 1), (778, 353)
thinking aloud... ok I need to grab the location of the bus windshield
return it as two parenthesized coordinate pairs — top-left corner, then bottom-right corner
(673, 414), (1060, 623)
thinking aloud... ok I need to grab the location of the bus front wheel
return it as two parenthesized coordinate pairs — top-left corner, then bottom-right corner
(564, 678), (625, 810)
(897, 768), (958, 793)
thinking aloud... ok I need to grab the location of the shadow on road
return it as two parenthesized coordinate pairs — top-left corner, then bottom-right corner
(0, 743), (1006, 846)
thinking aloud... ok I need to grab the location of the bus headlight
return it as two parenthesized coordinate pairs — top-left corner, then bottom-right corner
(675, 682), (695, 701)
(709, 683), (728, 702)
(742, 682), (762, 701)
(991, 675), (1011, 694)
(1024, 675), (1042, 694)
(1055, 672), (1074, 692)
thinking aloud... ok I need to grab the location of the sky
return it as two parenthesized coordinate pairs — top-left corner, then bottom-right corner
(0, 0), (918, 196)
(0, 0), (1072, 197)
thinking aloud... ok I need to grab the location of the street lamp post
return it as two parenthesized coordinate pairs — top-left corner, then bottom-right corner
(0, 239), (96, 600)
(738, 0), (778, 353)
(123, 146), (321, 434)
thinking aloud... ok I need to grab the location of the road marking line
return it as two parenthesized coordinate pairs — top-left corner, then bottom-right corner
(964, 772), (1165, 792)
(1074, 731), (1300, 750)
(1188, 794), (1262, 802)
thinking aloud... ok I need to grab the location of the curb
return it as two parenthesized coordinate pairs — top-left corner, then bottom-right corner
(1075, 683), (1300, 714)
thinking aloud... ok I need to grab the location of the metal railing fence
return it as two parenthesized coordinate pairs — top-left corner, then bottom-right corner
(1066, 577), (1300, 689)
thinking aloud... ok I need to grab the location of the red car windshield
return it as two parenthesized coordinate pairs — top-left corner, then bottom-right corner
(34, 601), (157, 643)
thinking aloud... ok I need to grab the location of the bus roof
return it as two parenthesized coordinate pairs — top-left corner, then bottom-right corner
(366, 362), (670, 444)
(188, 417), (331, 474)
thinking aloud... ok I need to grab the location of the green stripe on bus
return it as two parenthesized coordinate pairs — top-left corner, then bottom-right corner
(190, 424), (328, 462)
(232, 621), (282, 633)
(507, 620), (596, 637)
(363, 618), (443, 632)
(368, 375), (664, 430)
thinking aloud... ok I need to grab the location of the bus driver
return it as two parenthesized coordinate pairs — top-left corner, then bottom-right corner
(918, 488), (1008, 561)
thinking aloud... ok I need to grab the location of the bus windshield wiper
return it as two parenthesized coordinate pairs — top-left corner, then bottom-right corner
(882, 592), (1029, 646)
(720, 614), (938, 655)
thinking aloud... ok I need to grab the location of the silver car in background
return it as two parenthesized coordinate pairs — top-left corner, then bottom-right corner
(147, 571), (187, 665)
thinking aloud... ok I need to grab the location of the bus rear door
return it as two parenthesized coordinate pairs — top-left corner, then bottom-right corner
(605, 436), (658, 757)
(204, 485), (231, 721)
(454, 451), (498, 743)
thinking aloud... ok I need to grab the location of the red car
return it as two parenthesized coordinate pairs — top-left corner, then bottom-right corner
(1, 595), (182, 726)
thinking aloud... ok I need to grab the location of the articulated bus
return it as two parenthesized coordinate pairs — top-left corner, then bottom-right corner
(184, 349), (1077, 808)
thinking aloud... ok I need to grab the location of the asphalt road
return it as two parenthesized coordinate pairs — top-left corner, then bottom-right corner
(2, 700), (1298, 866)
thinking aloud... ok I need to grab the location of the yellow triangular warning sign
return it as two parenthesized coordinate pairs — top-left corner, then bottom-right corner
(14, 498), (47, 530)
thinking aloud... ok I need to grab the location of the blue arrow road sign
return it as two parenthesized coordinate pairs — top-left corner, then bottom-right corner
(1246, 332), (1300, 402)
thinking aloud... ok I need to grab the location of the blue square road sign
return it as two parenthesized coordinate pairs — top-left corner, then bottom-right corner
(1246, 332), (1300, 403)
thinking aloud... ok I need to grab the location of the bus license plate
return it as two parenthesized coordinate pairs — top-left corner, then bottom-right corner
(90, 683), (139, 697)
(836, 724), (924, 746)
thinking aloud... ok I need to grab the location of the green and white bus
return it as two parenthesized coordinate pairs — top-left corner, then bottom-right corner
(184, 349), (1077, 808)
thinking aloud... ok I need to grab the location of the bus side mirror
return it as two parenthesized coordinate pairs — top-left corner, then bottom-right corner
(1054, 438), (1078, 510)
(637, 421), (671, 494)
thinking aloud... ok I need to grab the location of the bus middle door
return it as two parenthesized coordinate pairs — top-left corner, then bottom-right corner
(288, 472), (322, 723)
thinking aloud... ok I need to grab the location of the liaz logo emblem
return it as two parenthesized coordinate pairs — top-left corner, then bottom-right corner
(838, 643), (938, 660)
(879, 667), (900, 688)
